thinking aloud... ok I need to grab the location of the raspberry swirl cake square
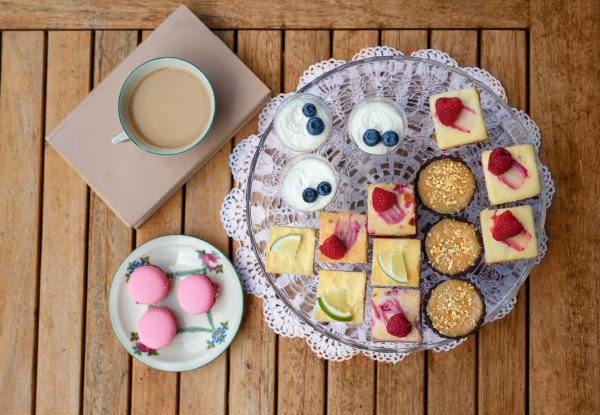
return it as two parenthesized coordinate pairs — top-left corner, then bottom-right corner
(370, 288), (421, 342)
(318, 211), (368, 264)
(366, 183), (417, 237)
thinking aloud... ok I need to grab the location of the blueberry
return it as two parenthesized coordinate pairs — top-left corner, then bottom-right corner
(363, 129), (381, 146)
(317, 181), (332, 196)
(381, 130), (400, 147)
(302, 188), (318, 203)
(302, 103), (317, 117)
(306, 117), (325, 135)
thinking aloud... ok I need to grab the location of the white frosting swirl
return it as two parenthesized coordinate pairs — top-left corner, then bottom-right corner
(349, 100), (406, 154)
(274, 96), (332, 152)
(280, 158), (338, 212)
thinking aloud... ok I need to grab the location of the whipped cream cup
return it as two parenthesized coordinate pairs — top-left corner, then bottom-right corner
(274, 93), (333, 152)
(348, 96), (407, 155)
(279, 154), (338, 213)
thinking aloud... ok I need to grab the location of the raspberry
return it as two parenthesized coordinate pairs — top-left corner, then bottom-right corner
(435, 97), (463, 126)
(372, 187), (397, 212)
(319, 235), (346, 260)
(492, 210), (524, 241)
(386, 312), (412, 338)
(488, 147), (515, 175)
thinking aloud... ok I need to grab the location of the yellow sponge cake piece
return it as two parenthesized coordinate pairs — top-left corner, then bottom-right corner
(265, 226), (317, 276)
(314, 270), (367, 325)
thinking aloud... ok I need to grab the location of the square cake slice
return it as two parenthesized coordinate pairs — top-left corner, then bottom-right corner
(366, 183), (417, 237)
(480, 205), (538, 264)
(318, 211), (368, 264)
(481, 144), (541, 205)
(371, 288), (422, 342)
(314, 270), (367, 325)
(265, 226), (317, 276)
(429, 86), (488, 150)
(371, 238), (421, 287)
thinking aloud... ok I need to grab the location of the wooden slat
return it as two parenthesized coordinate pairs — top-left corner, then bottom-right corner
(276, 30), (329, 415)
(83, 30), (138, 415)
(381, 30), (428, 55)
(0, 1), (530, 30)
(325, 30), (379, 415)
(228, 30), (281, 415)
(478, 30), (527, 415)
(0, 30), (45, 415)
(426, 30), (479, 415)
(178, 29), (234, 415)
(530, 0), (600, 413)
(36, 30), (91, 415)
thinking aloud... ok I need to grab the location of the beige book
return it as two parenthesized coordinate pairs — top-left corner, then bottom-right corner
(47, 4), (270, 228)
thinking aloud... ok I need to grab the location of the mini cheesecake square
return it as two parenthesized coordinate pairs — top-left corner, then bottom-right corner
(371, 288), (422, 342)
(371, 238), (421, 288)
(318, 211), (368, 264)
(366, 183), (417, 237)
(481, 144), (541, 205)
(265, 226), (317, 276)
(429, 86), (488, 150)
(480, 205), (538, 264)
(314, 270), (367, 325)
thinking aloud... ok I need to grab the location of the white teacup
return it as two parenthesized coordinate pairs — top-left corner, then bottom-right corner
(111, 57), (216, 156)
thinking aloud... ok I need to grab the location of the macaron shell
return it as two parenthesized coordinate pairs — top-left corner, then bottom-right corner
(137, 307), (177, 349)
(177, 274), (220, 315)
(128, 265), (169, 305)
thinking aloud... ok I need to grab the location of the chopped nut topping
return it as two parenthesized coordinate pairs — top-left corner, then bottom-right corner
(426, 280), (484, 337)
(418, 159), (476, 214)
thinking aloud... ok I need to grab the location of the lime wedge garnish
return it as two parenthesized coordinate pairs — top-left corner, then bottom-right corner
(377, 253), (408, 283)
(317, 290), (352, 322)
(270, 234), (302, 257)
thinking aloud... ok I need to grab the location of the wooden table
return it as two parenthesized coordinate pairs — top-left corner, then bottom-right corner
(0, 1), (597, 414)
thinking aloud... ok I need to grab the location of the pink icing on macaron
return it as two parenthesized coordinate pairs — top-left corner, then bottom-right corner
(137, 307), (177, 349)
(177, 274), (220, 315)
(128, 265), (168, 305)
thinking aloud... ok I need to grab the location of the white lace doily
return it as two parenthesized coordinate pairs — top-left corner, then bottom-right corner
(220, 47), (555, 363)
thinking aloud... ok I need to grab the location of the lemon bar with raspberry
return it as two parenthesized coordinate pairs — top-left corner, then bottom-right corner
(314, 270), (367, 325)
(366, 183), (417, 237)
(265, 226), (317, 276)
(371, 288), (422, 342)
(318, 211), (368, 264)
(371, 238), (421, 287)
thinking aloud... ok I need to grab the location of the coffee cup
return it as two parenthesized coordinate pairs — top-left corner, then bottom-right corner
(111, 57), (216, 156)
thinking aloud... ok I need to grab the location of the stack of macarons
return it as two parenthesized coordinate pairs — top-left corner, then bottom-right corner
(128, 265), (221, 350)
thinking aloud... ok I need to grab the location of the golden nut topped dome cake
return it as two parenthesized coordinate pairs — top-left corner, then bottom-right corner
(425, 218), (482, 275)
(417, 158), (476, 215)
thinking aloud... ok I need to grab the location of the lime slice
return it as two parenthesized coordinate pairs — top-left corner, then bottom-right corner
(317, 290), (352, 322)
(270, 234), (302, 257)
(377, 253), (408, 283)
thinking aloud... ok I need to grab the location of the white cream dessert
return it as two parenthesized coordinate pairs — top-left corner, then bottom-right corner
(274, 94), (332, 152)
(279, 155), (338, 212)
(348, 98), (406, 155)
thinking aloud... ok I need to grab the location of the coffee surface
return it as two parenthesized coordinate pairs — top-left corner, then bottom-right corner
(129, 67), (211, 149)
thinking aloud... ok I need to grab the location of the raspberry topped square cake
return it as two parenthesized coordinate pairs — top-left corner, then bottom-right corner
(429, 87), (488, 150)
(366, 183), (417, 237)
(481, 145), (541, 205)
(314, 270), (367, 325)
(371, 238), (421, 288)
(371, 288), (421, 342)
(318, 211), (368, 264)
(479, 205), (538, 264)
(265, 226), (317, 276)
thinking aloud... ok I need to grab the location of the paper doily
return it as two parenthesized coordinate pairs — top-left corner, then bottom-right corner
(220, 47), (555, 363)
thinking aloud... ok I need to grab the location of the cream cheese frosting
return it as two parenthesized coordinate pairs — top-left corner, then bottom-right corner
(280, 156), (338, 212)
(274, 95), (332, 152)
(349, 99), (406, 155)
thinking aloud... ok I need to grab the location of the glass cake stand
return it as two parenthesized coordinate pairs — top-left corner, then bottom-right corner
(245, 56), (547, 353)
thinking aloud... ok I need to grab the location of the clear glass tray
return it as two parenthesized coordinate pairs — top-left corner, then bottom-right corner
(246, 56), (547, 353)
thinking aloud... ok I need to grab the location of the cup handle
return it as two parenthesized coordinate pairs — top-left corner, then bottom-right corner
(111, 131), (130, 144)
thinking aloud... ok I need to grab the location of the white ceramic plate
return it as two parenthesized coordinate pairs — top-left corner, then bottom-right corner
(109, 235), (244, 372)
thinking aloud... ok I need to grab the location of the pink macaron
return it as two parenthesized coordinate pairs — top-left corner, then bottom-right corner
(137, 307), (177, 349)
(128, 265), (169, 305)
(177, 274), (220, 315)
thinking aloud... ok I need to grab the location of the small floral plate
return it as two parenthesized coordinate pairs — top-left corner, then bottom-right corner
(109, 235), (244, 372)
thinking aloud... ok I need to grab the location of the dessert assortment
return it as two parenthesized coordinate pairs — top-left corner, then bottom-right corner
(266, 85), (543, 345)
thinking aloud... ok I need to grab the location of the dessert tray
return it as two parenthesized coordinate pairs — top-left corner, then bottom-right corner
(220, 47), (554, 362)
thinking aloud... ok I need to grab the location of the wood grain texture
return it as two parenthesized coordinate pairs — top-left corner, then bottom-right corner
(178, 29), (234, 415)
(427, 30), (478, 415)
(228, 30), (281, 415)
(283, 30), (330, 93)
(131, 190), (182, 415)
(332, 31), (379, 61)
(0, 0), (530, 30)
(478, 30), (527, 415)
(377, 352), (425, 415)
(0, 30), (45, 415)
(530, 0), (600, 413)
(36, 30), (91, 415)
(381, 30), (428, 55)
(83, 30), (138, 415)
